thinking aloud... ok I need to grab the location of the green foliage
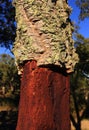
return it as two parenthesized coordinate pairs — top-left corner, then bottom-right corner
(70, 34), (89, 130)
(76, 0), (89, 20)
(0, 54), (20, 91)
(0, 0), (16, 48)
(75, 34), (89, 62)
(70, 1), (89, 128)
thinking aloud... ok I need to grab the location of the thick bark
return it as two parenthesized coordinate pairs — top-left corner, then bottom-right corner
(13, 0), (79, 74)
(16, 61), (70, 130)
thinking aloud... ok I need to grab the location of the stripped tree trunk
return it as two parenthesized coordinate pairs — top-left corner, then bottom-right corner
(16, 61), (70, 130)
(12, 0), (78, 130)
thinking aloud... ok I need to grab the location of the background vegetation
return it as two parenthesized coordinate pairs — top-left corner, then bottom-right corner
(0, 0), (89, 130)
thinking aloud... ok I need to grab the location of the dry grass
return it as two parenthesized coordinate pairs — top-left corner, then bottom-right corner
(0, 106), (11, 112)
(71, 119), (89, 130)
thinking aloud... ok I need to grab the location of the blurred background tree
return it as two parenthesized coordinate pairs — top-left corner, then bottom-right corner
(76, 0), (89, 20)
(0, 0), (16, 49)
(0, 54), (20, 95)
(0, 54), (20, 130)
(70, 1), (89, 129)
(70, 34), (89, 130)
(0, 1), (19, 130)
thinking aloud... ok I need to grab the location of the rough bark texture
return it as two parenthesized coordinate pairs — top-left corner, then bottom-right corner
(13, 0), (78, 74)
(16, 61), (70, 130)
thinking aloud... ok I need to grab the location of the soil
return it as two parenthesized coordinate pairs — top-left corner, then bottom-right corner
(71, 119), (89, 130)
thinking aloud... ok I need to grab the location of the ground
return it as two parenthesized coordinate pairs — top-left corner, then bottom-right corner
(0, 105), (89, 130)
(71, 119), (89, 130)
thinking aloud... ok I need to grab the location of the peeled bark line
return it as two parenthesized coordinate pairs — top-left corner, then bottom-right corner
(16, 61), (70, 130)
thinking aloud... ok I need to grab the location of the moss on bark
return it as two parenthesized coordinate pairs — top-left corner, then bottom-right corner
(13, 0), (78, 74)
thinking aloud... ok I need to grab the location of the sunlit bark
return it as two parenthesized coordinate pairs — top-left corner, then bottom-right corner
(13, 0), (78, 130)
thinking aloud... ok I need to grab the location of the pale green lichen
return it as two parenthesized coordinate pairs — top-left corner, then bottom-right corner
(13, 0), (79, 73)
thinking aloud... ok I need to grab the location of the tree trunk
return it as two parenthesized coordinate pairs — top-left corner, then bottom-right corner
(13, 1), (79, 130)
(71, 86), (82, 130)
(16, 60), (71, 130)
(76, 124), (81, 130)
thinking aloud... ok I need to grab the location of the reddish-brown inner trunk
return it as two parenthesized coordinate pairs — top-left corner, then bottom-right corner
(16, 61), (70, 130)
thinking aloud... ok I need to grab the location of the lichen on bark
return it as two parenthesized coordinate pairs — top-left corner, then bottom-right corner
(13, 0), (78, 74)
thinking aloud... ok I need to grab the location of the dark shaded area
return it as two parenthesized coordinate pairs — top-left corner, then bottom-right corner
(51, 0), (57, 4)
(82, 100), (89, 119)
(0, 110), (18, 130)
(0, 91), (20, 130)
(0, 0), (16, 48)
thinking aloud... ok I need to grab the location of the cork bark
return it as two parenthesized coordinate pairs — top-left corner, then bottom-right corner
(13, 0), (78, 74)
(16, 61), (70, 130)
